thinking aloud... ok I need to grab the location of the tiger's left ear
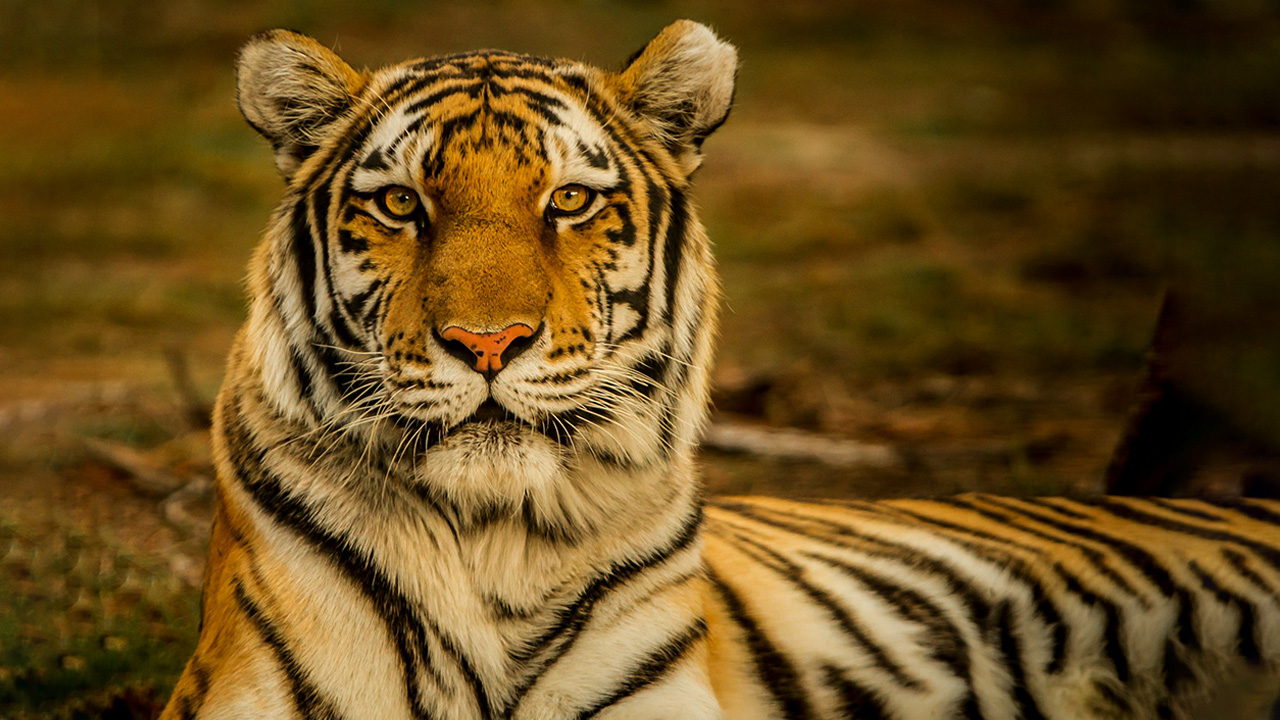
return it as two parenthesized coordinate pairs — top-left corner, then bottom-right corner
(236, 30), (367, 179)
(610, 20), (738, 176)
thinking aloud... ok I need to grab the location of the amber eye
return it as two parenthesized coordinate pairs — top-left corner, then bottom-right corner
(548, 184), (595, 217)
(377, 186), (420, 219)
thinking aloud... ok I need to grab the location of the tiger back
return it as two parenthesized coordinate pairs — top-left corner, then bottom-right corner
(161, 21), (1280, 720)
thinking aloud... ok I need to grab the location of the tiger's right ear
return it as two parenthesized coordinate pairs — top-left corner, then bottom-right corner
(236, 30), (367, 179)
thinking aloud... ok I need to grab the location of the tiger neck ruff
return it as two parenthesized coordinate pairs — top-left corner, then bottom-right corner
(165, 21), (1280, 720)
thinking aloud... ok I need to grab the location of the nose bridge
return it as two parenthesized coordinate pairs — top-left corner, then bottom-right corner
(427, 213), (549, 331)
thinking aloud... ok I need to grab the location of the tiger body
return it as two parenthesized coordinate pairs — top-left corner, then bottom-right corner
(704, 496), (1280, 720)
(162, 21), (1280, 720)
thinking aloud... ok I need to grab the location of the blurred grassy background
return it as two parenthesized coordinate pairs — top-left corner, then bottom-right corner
(2, 0), (1279, 714)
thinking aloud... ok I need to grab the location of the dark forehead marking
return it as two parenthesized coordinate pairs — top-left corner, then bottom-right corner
(342, 51), (615, 183)
(378, 65), (576, 158)
(360, 147), (389, 170)
(437, 108), (540, 142)
(380, 87), (563, 160)
(402, 81), (567, 120)
(406, 49), (562, 79)
(396, 52), (591, 115)
(417, 111), (548, 176)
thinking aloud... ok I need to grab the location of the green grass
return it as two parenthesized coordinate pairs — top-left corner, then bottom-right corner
(0, 519), (198, 718)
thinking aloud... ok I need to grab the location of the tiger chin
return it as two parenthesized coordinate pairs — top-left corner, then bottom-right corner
(163, 20), (1280, 720)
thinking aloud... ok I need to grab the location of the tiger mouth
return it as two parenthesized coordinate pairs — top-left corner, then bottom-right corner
(384, 399), (527, 439)
(387, 398), (570, 450)
(453, 399), (579, 449)
(461, 399), (520, 426)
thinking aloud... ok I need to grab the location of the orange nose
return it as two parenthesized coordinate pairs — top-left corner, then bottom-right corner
(439, 323), (536, 375)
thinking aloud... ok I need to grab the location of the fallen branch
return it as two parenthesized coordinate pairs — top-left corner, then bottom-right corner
(80, 437), (187, 497)
(162, 476), (213, 538)
(165, 347), (213, 430)
(702, 421), (903, 469)
(0, 382), (137, 435)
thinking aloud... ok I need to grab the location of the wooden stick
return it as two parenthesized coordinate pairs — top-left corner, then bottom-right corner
(702, 421), (903, 469)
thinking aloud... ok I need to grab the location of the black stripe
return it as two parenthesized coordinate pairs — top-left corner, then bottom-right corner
(603, 203), (637, 247)
(896, 501), (1122, 677)
(969, 498), (1207, 680)
(310, 179), (363, 349)
(845, 501), (1075, 671)
(174, 659), (210, 720)
(949, 497), (1145, 602)
(1085, 498), (1280, 574)
(478, 82), (569, 121)
(359, 147), (389, 170)
(286, 345), (319, 412)
(661, 189), (688, 324)
(290, 70), (448, 190)
(1222, 547), (1279, 595)
(629, 354), (667, 399)
(506, 507), (703, 709)
(401, 80), (484, 117)
(821, 664), (888, 720)
(362, 281), (389, 334)
(1210, 498), (1280, 526)
(1147, 498), (1229, 523)
(1189, 560), (1264, 665)
(978, 497), (1184, 598)
(175, 696), (197, 720)
(1159, 637), (1197, 698)
(583, 445), (639, 471)
(517, 499), (591, 545)
(260, 272), (319, 422)
(991, 502), (1233, 681)
(767, 500), (1102, 681)
(720, 530), (923, 691)
(337, 228), (369, 254)
(557, 71), (589, 96)
(600, 123), (667, 345)
(572, 620), (707, 720)
(398, 71), (569, 132)
(804, 551), (975, 686)
(223, 400), (455, 720)
(317, 343), (363, 405)
(712, 501), (994, 628)
(346, 278), (383, 320)
(233, 579), (344, 720)
(991, 600), (1048, 720)
(335, 75), (462, 164)
(1018, 497), (1092, 520)
(289, 201), (319, 320)
(192, 660), (211, 701)
(1055, 563), (1130, 682)
(706, 569), (817, 720)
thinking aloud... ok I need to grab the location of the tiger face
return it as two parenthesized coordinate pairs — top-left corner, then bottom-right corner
(235, 23), (736, 515)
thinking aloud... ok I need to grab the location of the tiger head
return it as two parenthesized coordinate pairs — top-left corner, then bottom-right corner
(233, 22), (736, 520)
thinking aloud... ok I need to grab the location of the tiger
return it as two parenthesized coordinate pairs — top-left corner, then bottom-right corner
(161, 20), (1280, 720)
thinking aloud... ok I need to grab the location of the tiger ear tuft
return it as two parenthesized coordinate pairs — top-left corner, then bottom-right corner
(236, 30), (366, 179)
(612, 20), (738, 176)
